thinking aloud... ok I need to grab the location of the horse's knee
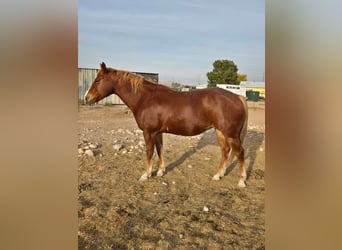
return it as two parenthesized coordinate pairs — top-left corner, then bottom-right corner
(237, 150), (244, 162)
(231, 140), (244, 161)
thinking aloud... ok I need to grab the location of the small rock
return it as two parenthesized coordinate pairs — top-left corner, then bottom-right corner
(203, 206), (209, 212)
(204, 157), (210, 161)
(179, 234), (183, 239)
(89, 144), (97, 149)
(259, 147), (264, 152)
(187, 164), (193, 168)
(113, 144), (124, 151)
(126, 129), (133, 135)
(138, 140), (145, 147)
(80, 137), (88, 143)
(134, 129), (142, 134)
(78, 148), (84, 154)
(85, 149), (94, 157)
(172, 181), (176, 185)
(162, 181), (168, 186)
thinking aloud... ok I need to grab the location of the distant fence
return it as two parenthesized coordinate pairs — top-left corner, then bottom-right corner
(78, 68), (158, 104)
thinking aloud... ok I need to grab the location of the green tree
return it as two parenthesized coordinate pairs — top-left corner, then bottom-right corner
(170, 82), (181, 89)
(237, 73), (247, 81)
(207, 59), (240, 87)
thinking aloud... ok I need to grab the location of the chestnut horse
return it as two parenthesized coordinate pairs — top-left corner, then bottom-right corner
(85, 63), (248, 187)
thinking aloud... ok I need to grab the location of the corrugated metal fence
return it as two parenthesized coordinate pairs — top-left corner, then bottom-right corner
(78, 68), (158, 105)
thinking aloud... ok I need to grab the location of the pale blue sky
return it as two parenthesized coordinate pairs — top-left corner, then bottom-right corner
(78, 0), (264, 85)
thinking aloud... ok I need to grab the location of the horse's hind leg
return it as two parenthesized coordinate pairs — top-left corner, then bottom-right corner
(139, 131), (157, 181)
(155, 133), (165, 177)
(230, 138), (246, 188)
(212, 130), (231, 180)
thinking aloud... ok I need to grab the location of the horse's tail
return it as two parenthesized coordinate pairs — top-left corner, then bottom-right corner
(238, 95), (248, 143)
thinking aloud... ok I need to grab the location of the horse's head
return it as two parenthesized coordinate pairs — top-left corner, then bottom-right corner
(84, 62), (115, 104)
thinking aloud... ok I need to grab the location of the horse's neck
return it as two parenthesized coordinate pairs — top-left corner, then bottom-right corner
(115, 80), (146, 112)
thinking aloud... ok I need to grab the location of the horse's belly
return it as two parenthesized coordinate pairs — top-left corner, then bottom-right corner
(161, 122), (212, 136)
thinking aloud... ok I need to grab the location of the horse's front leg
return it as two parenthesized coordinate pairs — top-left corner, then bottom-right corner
(139, 131), (157, 181)
(155, 133), (165, 177)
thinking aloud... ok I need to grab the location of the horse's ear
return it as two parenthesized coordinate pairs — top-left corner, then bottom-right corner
(100, 62), (108, 72)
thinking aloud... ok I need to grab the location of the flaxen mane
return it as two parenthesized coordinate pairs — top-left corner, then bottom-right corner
(117, 70), (145, 93)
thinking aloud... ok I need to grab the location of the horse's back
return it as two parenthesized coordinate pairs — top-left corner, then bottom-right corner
(147, 87), (244, 119)
(157, 87), (241, 104)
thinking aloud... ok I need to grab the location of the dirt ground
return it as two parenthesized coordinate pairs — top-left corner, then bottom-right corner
(78, 101), (265, 249)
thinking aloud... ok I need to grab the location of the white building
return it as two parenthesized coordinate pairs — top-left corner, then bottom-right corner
(216, 84), (246, 97)
(240, 81), (265, 99)
(195, 84), (208, 90)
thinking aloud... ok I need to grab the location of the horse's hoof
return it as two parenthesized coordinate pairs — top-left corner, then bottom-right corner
(237, 180), (246, 188)
(156, 169), (164, 177)
(139, 173), (149, 182)
(212, 174), (220, 181)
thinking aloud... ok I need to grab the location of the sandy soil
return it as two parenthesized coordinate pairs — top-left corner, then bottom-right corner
(78, 101), (265, 249)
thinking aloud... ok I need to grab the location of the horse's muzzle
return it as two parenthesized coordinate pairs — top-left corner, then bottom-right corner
(84, 95), (95, 105)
